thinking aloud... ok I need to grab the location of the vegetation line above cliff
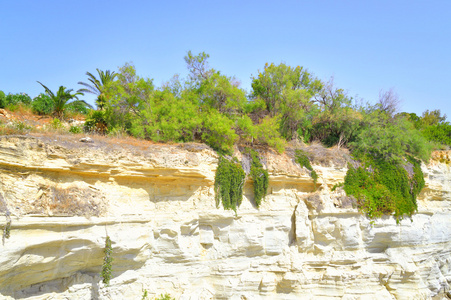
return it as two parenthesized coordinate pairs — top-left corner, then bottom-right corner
(1, 51), (449, 157)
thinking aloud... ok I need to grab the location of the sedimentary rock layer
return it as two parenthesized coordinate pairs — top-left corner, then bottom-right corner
(0, 136), (450, 299)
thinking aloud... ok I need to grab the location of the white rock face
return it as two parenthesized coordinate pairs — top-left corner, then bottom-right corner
(0, 136), (450, 300)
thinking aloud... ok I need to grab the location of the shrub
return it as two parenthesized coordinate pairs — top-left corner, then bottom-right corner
(421, 123), (451, 146)
(214, 156), (245, 212)
(32, 93), (54, 115)
(3, 93), (32, 108)
(66, 101), (90, 115)
(0, 91), (5, 107)
(201, 110), (238, 154)
(155, 294), (175, 300)
(249, 149), (269, 208)
(101, 235), (113, 286)
(84, 110), (109, 134)
(343, 155), (424, 221)
(13, 121), (32, 133)
(254, 116), (286, 153)
(295, 150), (318, 187)
(50, 118), (64, 130)
(69, 125), (82, 134)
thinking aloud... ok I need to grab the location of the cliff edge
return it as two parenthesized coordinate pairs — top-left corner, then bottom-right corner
(0, 135), (450, 299)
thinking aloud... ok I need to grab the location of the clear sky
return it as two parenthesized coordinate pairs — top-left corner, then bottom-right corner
(1, 1), (450, 118)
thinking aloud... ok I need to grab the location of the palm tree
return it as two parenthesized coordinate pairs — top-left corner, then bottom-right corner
(77, 69), (117, 110)
(37, 82), (91, 119)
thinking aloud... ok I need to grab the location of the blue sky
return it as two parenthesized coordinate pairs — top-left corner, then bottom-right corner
(1, 1), (450, 118)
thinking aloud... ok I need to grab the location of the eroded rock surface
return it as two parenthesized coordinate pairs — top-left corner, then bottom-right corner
(0, 136), (450, 300)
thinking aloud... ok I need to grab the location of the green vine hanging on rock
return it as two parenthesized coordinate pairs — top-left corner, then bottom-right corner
(101, 235), (113, 286)
(295, 150), (318, 187)
(2, 213), (11, 244)
(214, 156), (245, 212)
(343, 155), (424, 222)
(249, 149), (269, 208)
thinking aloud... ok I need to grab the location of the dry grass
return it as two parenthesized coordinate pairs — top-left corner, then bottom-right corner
(28, 185), (106, 217)
(286, 140), (351, 168)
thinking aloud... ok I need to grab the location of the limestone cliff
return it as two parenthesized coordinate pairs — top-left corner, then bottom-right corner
(0, 135), (450, 300)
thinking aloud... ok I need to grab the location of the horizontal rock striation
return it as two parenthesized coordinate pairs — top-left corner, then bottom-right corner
(0, 136), (450, 299)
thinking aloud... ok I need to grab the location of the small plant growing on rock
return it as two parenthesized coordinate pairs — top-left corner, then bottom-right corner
(155, 294), (175, 300)
(101, 235), (113, 286)
(69, 125), (82, 134)
(295, 150), (318, 187)
(214, 156), (245, 212)
(2, 213), (11, 244)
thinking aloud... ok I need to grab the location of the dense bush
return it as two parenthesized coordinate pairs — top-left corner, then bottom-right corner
(249, 149), (269, 208)
(421, 123), (451, 146)
(0, 92), (32, 109)
(84, 110), (108, 134)
(350, 110), (432, 162)
(32, 93), (54, 115)
(343, 155), (424, 221)
(0, 91), (5, 108)
(214, 156), (245, 212)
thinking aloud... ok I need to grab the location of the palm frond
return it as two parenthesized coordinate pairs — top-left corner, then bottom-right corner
(77, 82), (99, 95)
(37, 81), (55, 99)
(69, 99), (93, 109)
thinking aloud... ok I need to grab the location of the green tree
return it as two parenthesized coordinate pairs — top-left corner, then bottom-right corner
(184, 50), (213, 84)
(251, 62), (322, 116)
(420, 109), (447, 126)
(102, 63), (154, 132)
(37, 82), (91, 119)
(78, 69), (117, 110)
(350, 109), (432, 162)
(31, 93), (54, 115)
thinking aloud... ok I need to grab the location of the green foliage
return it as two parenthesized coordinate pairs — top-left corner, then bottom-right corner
(13, 121), (32, 132)
(37, 82), (91, 119)
(251, 62), (321, 115)
(101, 235), (113, 286)
(0, 92), (32, 110)
(69, 125), (82, 134)
(0, 91), (5, 107)
(155, 294), (175, 300)
(343, 155), (424, 221)
(2, 214), (11, 243)
(78, 69), (118, 110)
(201, 110), (238, 154)
(254, 116), (286, 153)
(84, 110), (109, 134)
(214, 156), (245, 212)
(50, 118), (63, 130)
(32, 93), (54, 115)
(295, 150), (318, 186)
(103, 63), (154, 132)
(5, 93), (32, 107)
(249, 149), (269, 208)
(421, 123), (451, 146)
(351, 110), (432, 162)
(66, 101), (90, 115)
(132, 90), (201, 142)
(331, 182), (344, 192)
(184, 50), (213, 84)
(196, 71), (247, 115)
